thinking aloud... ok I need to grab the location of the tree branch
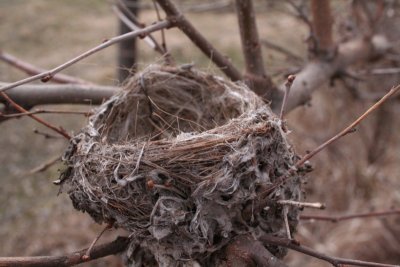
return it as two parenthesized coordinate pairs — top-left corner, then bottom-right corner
(300, 208), (400, 223)
(310, 0), (334, 56)
(0, 20), (171, 93)
(259, 235), (400, 267)
(155, 0), (242, 81)
(271, 35), (392, 112)
(0, 51), (91, 85)
(0, 236), (130, 267)
(0, 83), (118, 108)
(234, 0), (275, 97)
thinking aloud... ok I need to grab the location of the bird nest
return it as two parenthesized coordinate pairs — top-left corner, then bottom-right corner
(60, 65), (305, 266)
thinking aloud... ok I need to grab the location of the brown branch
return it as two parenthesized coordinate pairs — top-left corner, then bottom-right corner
(279, 75), (295, 120)
(0, 20), (171, 93)
(155, 0), (242, 81)
(0, 236), (130, 267)
(310, 0), (334, 56)
(0, 83), (118, 108)
(225, 235), (289, 267)
(234, 0), (274, 97)
(0, 109), (92, 118)
(0, 92), (71, 139)
(300, 208), (400, 223)
(271, 35), (391, 112)
(259, 235), (400, 267)
(0, 51), (91, 85)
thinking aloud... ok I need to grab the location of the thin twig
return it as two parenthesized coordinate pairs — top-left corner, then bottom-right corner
(300, 208), (400, 222)
(0, 109), (92, 118)
(0, 51), (91, 85)
(33, 129), (61, 139)
(0, 236), (130, 267)
(20, 155), (61, 176)
(277, 200), (325, 210)
(0, 92), (71, 139)
(261, 39), (303, 63)
(82, 222), (114, 260)
(0, 20), (171, 93)
(152, 0), (168, 53)
(264, 84), (400, 196)
(112, 4), (165, 54)
(279, 75), (296, 120)
(155, 0), (242, 81)
(260, 235), (400, 267)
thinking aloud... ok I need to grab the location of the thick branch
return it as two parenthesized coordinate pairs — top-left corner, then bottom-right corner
(234, 0), (274, 97)
(0, 20), (171, 93)
(259, 235), (399, 267)
(155, 0), (242, 81)
(0, 83), (118, 108)
(0, 236), (129, 267)
(226, 235), (288, 267)
(310, 0), (334, 55)
(271, 35), (391, 112)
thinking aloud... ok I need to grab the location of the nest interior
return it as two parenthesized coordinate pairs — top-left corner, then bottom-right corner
(60, 65), (305, 266)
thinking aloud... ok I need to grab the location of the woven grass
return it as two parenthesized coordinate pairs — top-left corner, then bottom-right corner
(60, 65), (305, 266)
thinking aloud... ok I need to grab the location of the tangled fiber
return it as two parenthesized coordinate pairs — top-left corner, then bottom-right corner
(60, 65), (305, 266)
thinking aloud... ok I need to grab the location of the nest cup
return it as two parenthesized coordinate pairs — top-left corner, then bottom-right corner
(61, 65), (304, 265)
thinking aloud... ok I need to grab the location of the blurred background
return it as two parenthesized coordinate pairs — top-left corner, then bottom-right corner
(0, 1), (399, 266)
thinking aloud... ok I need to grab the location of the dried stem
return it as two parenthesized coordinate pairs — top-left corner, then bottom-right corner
(1, 109), (91, 118)
(0, 92), (71, 139)
(0, 20), (171, 93)
(279, 75), (295, 120)
(0, 236), (130, 267)
(0, 51), (91, 85)
(82, 222), (114, 260)
(260, 235), (400, 267)
(277, 200), (325, 210)
(234, 0), (274, 97)
(300, 208), (400, 222)
(20, 155), (61, 176)
(155, 0), (242, 81)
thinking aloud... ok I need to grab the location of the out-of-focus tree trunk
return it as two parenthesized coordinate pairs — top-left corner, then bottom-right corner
(118, 0), (139, 83)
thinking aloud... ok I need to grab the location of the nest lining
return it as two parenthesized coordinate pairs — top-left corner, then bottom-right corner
(60, 65), (304, 266)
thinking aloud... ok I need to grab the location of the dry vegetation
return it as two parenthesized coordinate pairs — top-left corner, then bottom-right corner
(0, 1), (399, 266)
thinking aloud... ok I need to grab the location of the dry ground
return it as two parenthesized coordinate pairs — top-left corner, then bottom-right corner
(0, 1), (399, 266)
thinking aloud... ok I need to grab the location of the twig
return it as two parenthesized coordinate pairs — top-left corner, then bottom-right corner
(261, 39), (303, 63)
(0, 109), (92, 118)
(277, 200), (325, 210)
(282, 205), (292, 239)
(0, 92), (71, 139)
(234, 0), (274, 97)
(155, 0), (242, 81)
(0, 83), (117, 108)
(0, 20), (171, 93)
(0, 236), (130, 267)
(279, 75), (295, 120)
(33, 129), (61, 139)
(259, 235), (400, 267)
(112, 4), (165, 54)
(263, 84), (400, 196)
(300, 208), (400, 222)
(152, 0), (168, 54)
(82, 222), (114, 260)
(21, 155), (61, 176)
(0, 51), (91, 85)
